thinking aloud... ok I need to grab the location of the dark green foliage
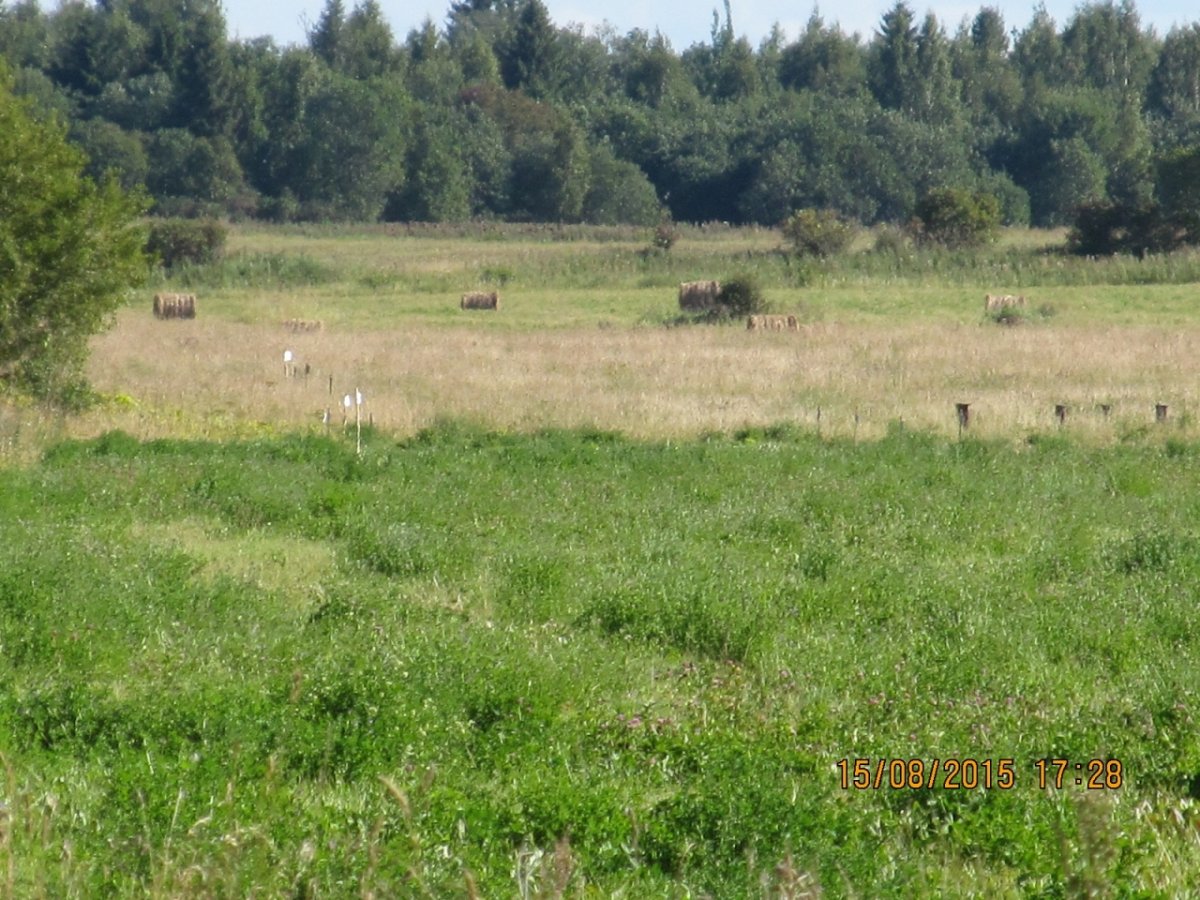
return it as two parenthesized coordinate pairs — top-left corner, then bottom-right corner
(145, 217), (228, 268)
(1066, 154), (1200, 258)
(716, 273), (767, 316)
(170, 0), (235, 138)
(69, 117), (149, 192)
(582, 143), (660, 226)
(2, 0), (1192, 229)
(0, 63), (147, 402)
(1156, 144), (1200, 237)
(781, 208), (857, 257)
(913, 187), (1001, 247)
(1148, 25), (1200, 143)
(338, 0), (401, 80)
(497, 0), (561, 97)
(779, 14), (866, 96)
(144, 129), (251, 216)
(870, 1), (920, 111)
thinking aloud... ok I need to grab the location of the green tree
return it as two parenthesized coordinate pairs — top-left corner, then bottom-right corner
(389, 105), (472, 221)
(581, 143), (661, 225)
(913, 12), (959, 123)
(0, 0), (51, 69)
(870, 1), (919, 112)
(510, 120), (589, 220)
(46, 0), (123, 96)
(913, 187), (1001, 247)
(308, 0), (346, 68)
(1148, 25), (1200, 146)
(1155, 144), (1200, 235)
(1061, 0), (1157, 99)
(0, 65), (147, 402)
(778, 14), (867, 97)
(446, 0), (519, 49)
(1013, 5), (1065, 88)
(251, 47), (323, 199)
(713, 37), (760, 101)
(951, 9), (1021, 138)
(171, 0), (234, 137)
(144, 129), (249, 215)
(405, 21), (465, 104)
(70, 118), (149, 192)
(339, 0), (400, 80)
(617, 30), (688, 108)
(452, 28), (501, 85)
(91, 71), (174, 131)
(466, 84), (590, 220)
(286, 74), (409, 220)
(498, 0), (561, 97)
(1039, 135), (1108, 223)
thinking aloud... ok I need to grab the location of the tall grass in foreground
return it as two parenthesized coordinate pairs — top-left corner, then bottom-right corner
(3, 424), (1200, 895)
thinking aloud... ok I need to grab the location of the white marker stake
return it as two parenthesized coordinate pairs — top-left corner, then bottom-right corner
(355, 387), (363, 456)
(343, 394), (352, 429)
(283, 349), (294, 378)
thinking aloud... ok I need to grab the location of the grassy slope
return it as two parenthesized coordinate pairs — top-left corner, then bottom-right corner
(3, 424), (1200, 896)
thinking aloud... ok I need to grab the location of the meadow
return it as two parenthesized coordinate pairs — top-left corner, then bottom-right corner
(3, 224), (1200, 895)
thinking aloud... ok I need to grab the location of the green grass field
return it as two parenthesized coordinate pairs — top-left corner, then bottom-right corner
(3, 424), (1200, 895)
(4, 225), (1200, 895)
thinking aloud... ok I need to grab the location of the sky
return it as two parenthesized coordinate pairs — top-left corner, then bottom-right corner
(220, 0), (1198, 51)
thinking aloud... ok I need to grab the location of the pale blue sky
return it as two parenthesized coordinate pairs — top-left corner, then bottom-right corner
(221, 0), (1197, 50)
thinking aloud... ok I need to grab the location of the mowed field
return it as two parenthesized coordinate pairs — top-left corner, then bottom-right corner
(4, 225), (1200, 896)
(4, 222), (1200, 452)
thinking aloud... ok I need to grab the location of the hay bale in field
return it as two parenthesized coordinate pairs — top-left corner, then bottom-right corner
(153, 292), (197, 320)
(983, 293), (1027, 314)
(746, 314), (800, 331)
(461, 291), (500, 310)
(678, 280), (721, 311)
(283, 318), (324, 332)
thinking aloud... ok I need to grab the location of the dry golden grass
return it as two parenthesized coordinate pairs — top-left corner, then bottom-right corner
(9, 311), (1186, 452)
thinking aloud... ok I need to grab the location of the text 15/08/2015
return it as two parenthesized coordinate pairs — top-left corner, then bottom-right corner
(837, 758), (1124, 791)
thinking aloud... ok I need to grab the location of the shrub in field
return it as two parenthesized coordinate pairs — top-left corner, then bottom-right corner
(781, 208), (857, 258)
(1067, 201), (1187, 257)
(146, 217), (228, 268)
(715, 274), (768, 318)
(912, 188), (1001, 248)
(871, 223), (913, 255)
(652, 218), (680, 252)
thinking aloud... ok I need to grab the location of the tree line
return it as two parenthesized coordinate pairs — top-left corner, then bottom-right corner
(2, 0), (1200, 230)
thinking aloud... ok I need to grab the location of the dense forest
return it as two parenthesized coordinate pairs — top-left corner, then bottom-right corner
(1, 0), (1198, 228)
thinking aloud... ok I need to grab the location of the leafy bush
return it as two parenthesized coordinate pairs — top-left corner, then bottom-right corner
(1067, 201), (1187, 257)
(912, 188), (1001, 248)
(781, 208), (857, 258)
(871, 224), (912, 256)
(0, 67), (147, 403)
(652, 218), (680, 251)
(146, 217), (228, 268)
(716, 274), (768, 317)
